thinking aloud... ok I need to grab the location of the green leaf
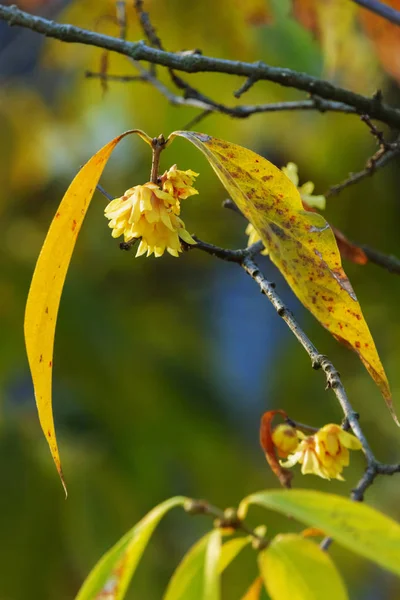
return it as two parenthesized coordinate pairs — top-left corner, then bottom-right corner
(259, 534), (348, 600)
(204, 529), (222, 600)
(170, 131), (397, 424)
(75, 496), (187, 600)
(164, 533), (250, 600)
(239, 489), (400, 576)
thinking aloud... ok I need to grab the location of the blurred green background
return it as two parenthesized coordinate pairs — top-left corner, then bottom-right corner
(1, 0), (400, 598)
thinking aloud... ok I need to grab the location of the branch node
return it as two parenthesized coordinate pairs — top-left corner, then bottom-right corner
(183, 498), (208, 515)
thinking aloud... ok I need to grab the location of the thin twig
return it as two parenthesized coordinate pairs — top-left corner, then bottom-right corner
(115, 0), (127, 41)
(134, 0), (162, 49)
(2, 5), (400, 128)
(182, 109), (213, 131)
(184, 499), (268, 549)
(325, 143), (400, 197)
(85, 71), (145, 83)
(361, 245), (400, 275)
(352, 0), (400, 26)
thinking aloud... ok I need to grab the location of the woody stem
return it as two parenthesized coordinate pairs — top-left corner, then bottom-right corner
(150, 134), (166, 184)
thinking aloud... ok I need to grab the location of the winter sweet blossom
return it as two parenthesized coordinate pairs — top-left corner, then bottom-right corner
(281, 423), (362, 481)
(104, 167), (198, 258)
(271, 423), (301, 458)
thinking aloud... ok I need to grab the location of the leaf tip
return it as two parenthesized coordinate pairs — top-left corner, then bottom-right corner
(59, 467), (68, 498)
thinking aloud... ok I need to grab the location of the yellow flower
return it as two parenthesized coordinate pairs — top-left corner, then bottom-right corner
(245, 222), (269, 256)
(282, 424), (362, 481)
(282, 162), (326, 210)
(272, 423), (300, 458)
(104, 182), (195, 258)
(160, 164), (199, 201)
(245, 162), (326, 251)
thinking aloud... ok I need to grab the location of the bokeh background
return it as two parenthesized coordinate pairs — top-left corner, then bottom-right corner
(1, 0), (400, 598)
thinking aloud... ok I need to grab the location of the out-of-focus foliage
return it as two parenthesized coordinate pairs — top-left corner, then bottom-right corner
(76, 496), (186, 600)
(292, 0), (400, 84)
(259, 534), (348, 600)
(239, 489), (400, 576)
(1, 0), (400, 599)
(75, 487), (400, 598)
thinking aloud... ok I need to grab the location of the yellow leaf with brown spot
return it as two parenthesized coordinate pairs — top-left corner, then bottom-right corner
(24, 129), (152, 492)
(171, 131), (397, 424)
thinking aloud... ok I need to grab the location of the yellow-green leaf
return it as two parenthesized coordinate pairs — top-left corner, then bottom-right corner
(171, 131), (397, 424)
(259, 534), (348, 600)
(24, 129), (151, 491)
(164, 532), (249, 600)
(239, 489), (400, 576)
(75, 496), (186, 600)
(204, 529), (222, 600)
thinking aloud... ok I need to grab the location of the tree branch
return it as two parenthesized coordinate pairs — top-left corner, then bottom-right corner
(184, 499), (268, 549)
(2, 5), (400, 128)
(361, 245), (400, 275)
(186, 237), (400, 502)
(352, 0), (400, 26)
(325, 142), (400, 197)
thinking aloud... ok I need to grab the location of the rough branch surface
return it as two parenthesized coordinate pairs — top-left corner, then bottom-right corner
(2, 4), (400, 128)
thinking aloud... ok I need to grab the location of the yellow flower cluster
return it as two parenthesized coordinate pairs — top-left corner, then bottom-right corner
(245, 162), (326, 253)
(104, 166), (198, 258)
(272, 423), (362, 481)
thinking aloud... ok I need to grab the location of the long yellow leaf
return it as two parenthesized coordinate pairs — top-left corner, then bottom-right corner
(259, 534), (348, 600)
(24, 129), (151, 493)
(171, 131), (397, 424)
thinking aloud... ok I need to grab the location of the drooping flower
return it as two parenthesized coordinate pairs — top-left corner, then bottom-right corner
(282, 423), (362, 481)
(315, 423), (362, 479)
(160, 164), (199, 201)
(104, 181), (195, 258)
(271, 423), (301, 458)
(245, 162), (326, 251)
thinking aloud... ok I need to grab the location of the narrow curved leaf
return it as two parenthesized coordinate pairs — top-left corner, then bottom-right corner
(171, 131), (397, 424)
(259, 534), (348, 600)
(164, 532), (249, 600)
(75, 496), (186, 600)
(24, 129), (151, 491)
(239, 489), (400, 576)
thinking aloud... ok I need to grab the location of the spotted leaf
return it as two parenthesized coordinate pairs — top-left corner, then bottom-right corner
(171, 131), (397, 424)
